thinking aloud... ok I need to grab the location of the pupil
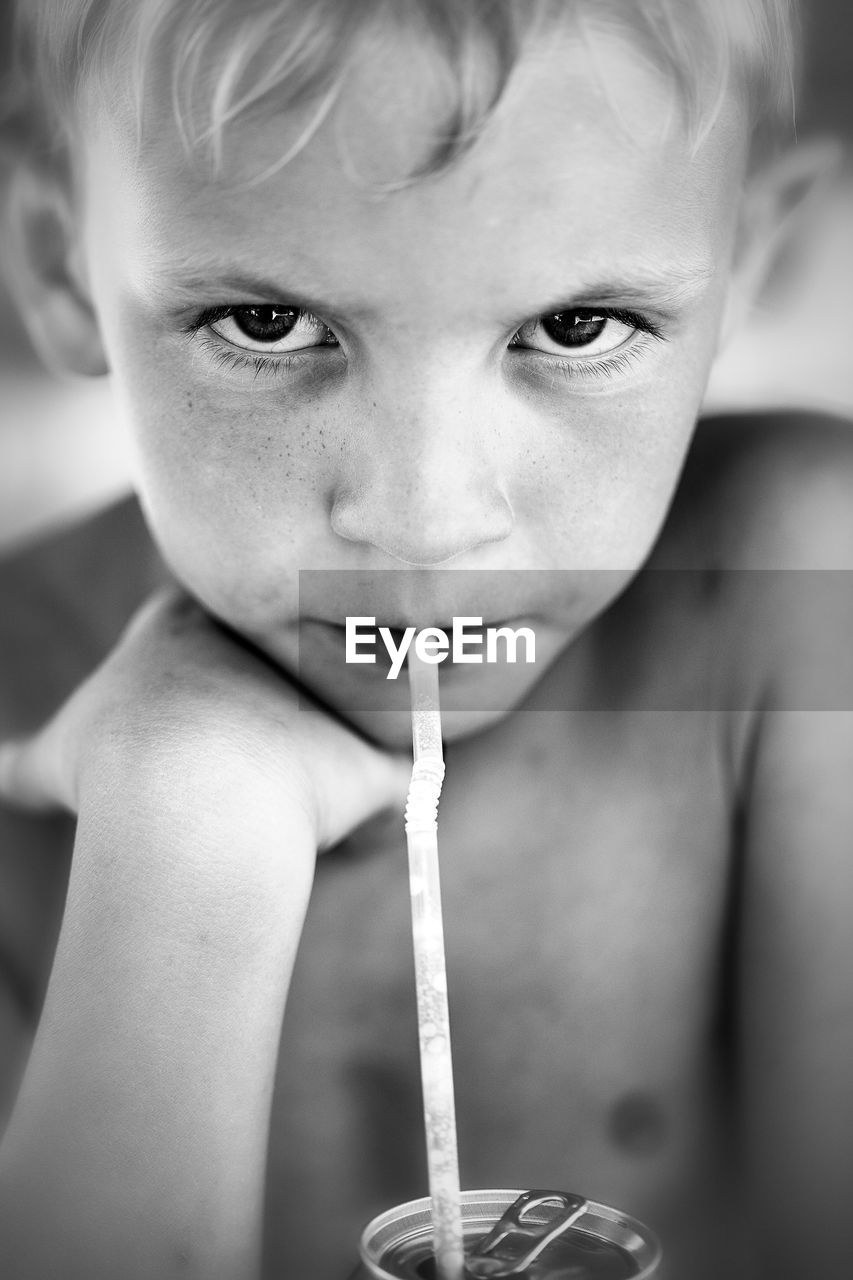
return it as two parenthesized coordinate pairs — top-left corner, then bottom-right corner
(542, 310), (606, 347)
(233, 306), (299, 342)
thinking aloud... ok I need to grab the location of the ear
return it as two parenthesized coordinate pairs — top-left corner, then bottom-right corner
(717, 138), (844, 352)
(3, 161), (109, 377)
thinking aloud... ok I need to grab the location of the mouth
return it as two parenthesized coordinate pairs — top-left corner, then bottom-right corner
(310, 617), (532, 650)
(300, 614), (543, 682)
(310, 616), (529, 634)
(287, 610), (564, 741)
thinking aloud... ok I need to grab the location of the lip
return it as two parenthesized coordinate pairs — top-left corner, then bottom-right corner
(300, 614), (544, 678)
(307, 617), (536, 662)
(296, 568), (566, 624)
(308, 616), (534, 637)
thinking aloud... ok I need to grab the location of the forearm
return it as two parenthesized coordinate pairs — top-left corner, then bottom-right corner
(0, 737), (315, 1280)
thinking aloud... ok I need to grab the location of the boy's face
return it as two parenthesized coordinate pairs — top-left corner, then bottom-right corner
(74, 25), (748, 742)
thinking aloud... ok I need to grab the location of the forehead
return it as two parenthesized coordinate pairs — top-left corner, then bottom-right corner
(83, 26), (748, 315)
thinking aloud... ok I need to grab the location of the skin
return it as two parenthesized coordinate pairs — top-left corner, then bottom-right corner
(1, 19), (852, 1280)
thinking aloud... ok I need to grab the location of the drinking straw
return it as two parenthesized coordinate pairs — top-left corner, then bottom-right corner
(406, 649), (465, 1280)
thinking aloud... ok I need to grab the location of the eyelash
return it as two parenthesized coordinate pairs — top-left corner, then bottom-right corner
(510, 309), (664, 383)
(184, 307), (322, 381)
(184, 305), (665, 384)
(195, 336), (310, 381)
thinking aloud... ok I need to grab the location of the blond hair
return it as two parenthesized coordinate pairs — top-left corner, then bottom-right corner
(6, 0), (799, 176)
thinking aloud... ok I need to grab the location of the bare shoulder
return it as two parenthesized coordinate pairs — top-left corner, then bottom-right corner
(665, 410), (853, 570)
(634, 412), (853, 764)
(0, 498), (167, 737)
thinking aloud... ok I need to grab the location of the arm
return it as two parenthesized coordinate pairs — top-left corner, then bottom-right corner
(0, 734), (315, 1280)
(739, 704), (853, 1279)
(731, 448), (853, 1278)
(0, 591), (408, 1280)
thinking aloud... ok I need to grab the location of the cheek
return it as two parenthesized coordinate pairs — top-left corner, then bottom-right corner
(516, 348), (716, 568)
(108, 342), (334, 620)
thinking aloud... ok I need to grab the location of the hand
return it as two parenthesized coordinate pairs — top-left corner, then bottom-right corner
(0, 587), (411, 851)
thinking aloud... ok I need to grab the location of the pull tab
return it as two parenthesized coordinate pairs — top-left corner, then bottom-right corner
(465, 1190), (588, 1277)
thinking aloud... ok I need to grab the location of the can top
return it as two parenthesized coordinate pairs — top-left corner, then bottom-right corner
(465, 1190), (590, 1276)
(359, 1188), (662, 1280)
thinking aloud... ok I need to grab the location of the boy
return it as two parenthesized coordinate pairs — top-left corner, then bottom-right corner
(0, 1), (851, 1277)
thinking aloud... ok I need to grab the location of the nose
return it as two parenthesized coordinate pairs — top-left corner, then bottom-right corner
(329, 378), (515, 567)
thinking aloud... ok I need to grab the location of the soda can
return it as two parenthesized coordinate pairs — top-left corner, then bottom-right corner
(351, 1188), (662, 1278)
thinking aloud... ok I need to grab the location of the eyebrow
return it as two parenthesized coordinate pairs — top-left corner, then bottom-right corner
(159, 260), (717, 319)
(161, 270), (373, 320)
(551, 264), (718, 312)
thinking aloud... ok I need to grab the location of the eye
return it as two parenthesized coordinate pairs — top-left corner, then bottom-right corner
(207, 305), (337, 353)
(511, 308), (640, 358)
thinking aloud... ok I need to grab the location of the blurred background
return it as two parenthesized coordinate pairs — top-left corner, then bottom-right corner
(0, 0), (851, 553)
(705, 0), (853, 419)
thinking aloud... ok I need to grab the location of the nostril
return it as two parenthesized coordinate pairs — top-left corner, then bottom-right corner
(329, 483), (514, 567)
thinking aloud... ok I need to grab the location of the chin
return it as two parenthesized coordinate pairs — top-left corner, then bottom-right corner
(295, 657), (554, 751)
